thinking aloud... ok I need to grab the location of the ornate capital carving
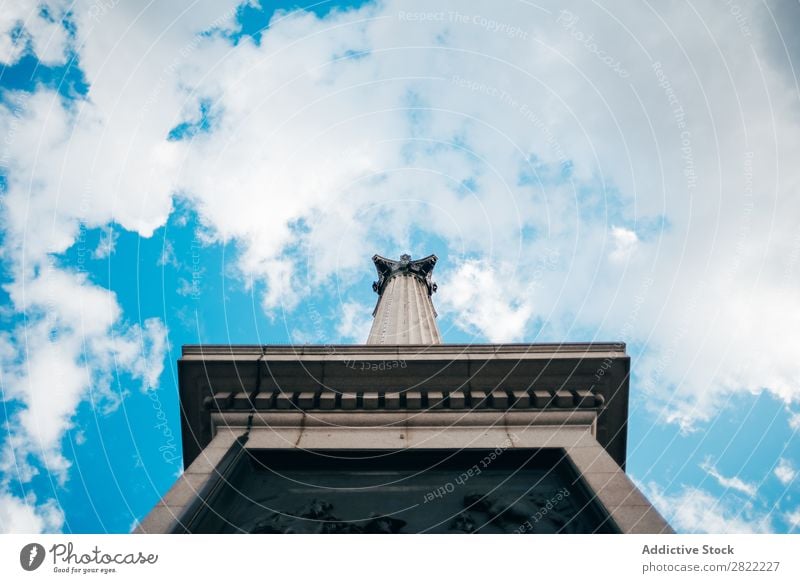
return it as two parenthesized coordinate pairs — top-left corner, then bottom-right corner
(371, 253), (438, 296)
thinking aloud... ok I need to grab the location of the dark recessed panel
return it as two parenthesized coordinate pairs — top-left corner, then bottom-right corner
(185, 448), (618, 534)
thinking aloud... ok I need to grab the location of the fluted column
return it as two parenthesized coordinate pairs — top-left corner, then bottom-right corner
(367, 254), (442, 345)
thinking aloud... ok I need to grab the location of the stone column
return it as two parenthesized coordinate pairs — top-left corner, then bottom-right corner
(366, 254), (442, 345)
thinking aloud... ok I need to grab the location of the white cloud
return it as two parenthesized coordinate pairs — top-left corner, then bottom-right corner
(789, 412), (800, 431)
(774, 458), (797, 486)
(157, 240), (179, 268)
(438, 259), (533, 342)
(336, 301), (374, 343)
(0, 488), (64, 534)
(0, 0), (238, 530)
(641, 482), (772, 534)
(608, 226), (638, 263)
(153, 0), (800, 435)
(700, 459), (758, 497)
(92, 227), (118, 259)
(786, 509), (800, 532)
(0, 263), (169, 484)
(1, 0), (798, 434)
(0, 1), (71, 65)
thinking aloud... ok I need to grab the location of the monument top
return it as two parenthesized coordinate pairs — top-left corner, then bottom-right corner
(371, 253), (438, 296)
(368, 253), (441, 345)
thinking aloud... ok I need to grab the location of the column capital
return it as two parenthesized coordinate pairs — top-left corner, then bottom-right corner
(371, 253), (438, 296)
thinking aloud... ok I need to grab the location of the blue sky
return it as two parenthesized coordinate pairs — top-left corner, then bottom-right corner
(1, 0), (799, 533)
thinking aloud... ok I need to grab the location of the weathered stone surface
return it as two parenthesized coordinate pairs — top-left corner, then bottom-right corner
(253, 392), (274, 409)
(162, 474), (209, 507)
(212, 391), (233, 409)
(406, 391), (423, 409)
(532, 390), (552, 408)
(512, 426), (597, 448)
(573, 389), (595, 408)
(511, 390), (530, 408)
(362, 393), (379, 409)
(245, 428), (303, 448)
(554, 390), (573, 407)
(406, 427), (515, 449)
(448, 391), (466, 408)
(184, 447), (229, 475)
(298, 391), (317, 408)
(206, 428), (247, 450)
(232, 392), (252, 410)
(581, 471), (654, 508)
(297, 427), (406, 449)
(319, 392), (337, 410)
(606, 505), (674, 534)
(427, 391), (445, 409)
(469, 391), (488, 408)
(566, 446), (621, 474)
(275, 391), (295, 409)
(178, 343), (632, 469)
(134, 505), (184, 534)
(385, 392), (401, 409)
(490, 390), (508, 409)
(341, 392), (358, 409)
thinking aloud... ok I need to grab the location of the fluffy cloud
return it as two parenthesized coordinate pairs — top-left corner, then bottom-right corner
(700, 458), (757, 497)
(774, 458), (797, 486)
(160, 0), (800, 436)
(0, 0), (213, 529)
(642, 482), (772, 534)
(608, 226), (638, 263)
(0, 262), (168, 492)
(0, 488), (64, 533)
(0, 1), (71, 65)
(336, 301), (374, 343)
(786, 509), (800, 532)
(438, 259), (534, 342)
(92, 227), (118, 259)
